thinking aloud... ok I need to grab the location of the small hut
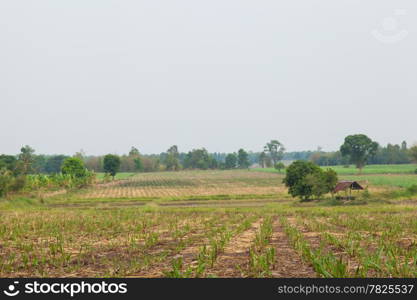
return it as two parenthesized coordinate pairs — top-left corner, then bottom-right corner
(333, 181), (364, 200)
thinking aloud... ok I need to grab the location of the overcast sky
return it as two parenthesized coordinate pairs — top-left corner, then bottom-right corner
(1, 1), (415, 155)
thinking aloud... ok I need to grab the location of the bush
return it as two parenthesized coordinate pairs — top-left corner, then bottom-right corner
(406, 185), (417, 195)
(274, 162), (285, 172)
(414, 169), (417, 174)
(0, 169), (14, 197)
(10, 175), (26, 192)
(362, 188), (371, 200)
(283, 161), (338, 201)
(0, 170), (26, 197)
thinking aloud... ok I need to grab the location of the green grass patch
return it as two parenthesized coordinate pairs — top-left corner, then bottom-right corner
(340, 175), (417, 188)
(95, 172), (136, 180)
(253, 164), (417, 175)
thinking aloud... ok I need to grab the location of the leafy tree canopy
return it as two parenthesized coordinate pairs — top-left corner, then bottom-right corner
(225, 153), (237, 169)
(17, 145), (35, 174)
(274, 162), (286, 172)
(410, 145), (417, 164)
(283, 160), (338, 201)
(237, 149), (250, 169)
(103, 154), (121, 178)
(264, 140), (285, 165)
(61, 157), (87, 178)
(340, 134), (378, 172)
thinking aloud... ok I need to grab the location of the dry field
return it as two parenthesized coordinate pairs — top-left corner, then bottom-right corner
(1, 170), (417, 278)
(82, 170), (287, 199)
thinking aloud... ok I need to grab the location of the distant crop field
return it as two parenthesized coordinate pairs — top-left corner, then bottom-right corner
(253, 164), (417, 175)
(80, 170), (286, 200)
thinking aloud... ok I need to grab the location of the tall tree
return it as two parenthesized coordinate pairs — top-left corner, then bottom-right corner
(103, 154), (121, 179)
(0, 155), (18, 175)
(410, 145), (417, 164)
(129, 147), (140, 157)
(183, 148), (211, 169)
(264, 140), (285, 165)
(165, 145), (181, 171)
(225, 153), (237, 169)
(340, 134), (378, 173)
(128, 147), (142, 172)
(134, 158), (143, 172)
(237, 149), (250, 169)
(45, 155), (69, 174)
(258, 152), (266, 168)
(17, 145), (35, 174)
(74, 149), (86, 161)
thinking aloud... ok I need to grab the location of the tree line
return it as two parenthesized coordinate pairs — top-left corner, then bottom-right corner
(1, 135), (417, 198)
(309, 141), (411, 166)
(1, 137), (417, 177)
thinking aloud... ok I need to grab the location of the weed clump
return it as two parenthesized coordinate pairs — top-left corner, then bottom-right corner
(406, 185), (417, 195)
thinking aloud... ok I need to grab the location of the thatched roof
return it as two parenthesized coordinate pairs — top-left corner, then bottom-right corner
(334, 181), (364, 193)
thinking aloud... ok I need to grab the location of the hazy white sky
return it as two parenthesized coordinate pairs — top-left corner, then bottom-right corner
(1, 1), (415, 155)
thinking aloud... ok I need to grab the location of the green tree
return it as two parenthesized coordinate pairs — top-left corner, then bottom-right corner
(45, 155), (69, 174)
(0, 155), (18, 174)
(129, 147), (140, 157)
(274, 162), (285, 173)
(141, 156), (160, 172)
(264, 140), (285, 165)
(61, 157), (87, 178)
(237, 149), (250, 169)
(165, 145), (181, 171)
(225, 153), (237, 169)
(103, 154), (121, 179)
(74, 150), (86, 161)
(134, 158), (143, 172)
(17, 145), (35, 174)
(401, 141), (408, 151)
(208, 156), (218, 169)
(128, 147), (143, 172)
(321, 168), (338, 198)
(410, 145), (417, 164)
(0, 169), (14, 198)
(340, 134), (378, 173)
(32, 155), (47, 173)
(283, 161), (337, 201)
(258, 152), (266, 168)
(183, 149), (211, 169)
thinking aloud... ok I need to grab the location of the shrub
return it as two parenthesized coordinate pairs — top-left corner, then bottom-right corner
(0, 170), (26, 197)
(362, 188), (371, 200)
(274, 162), (285, 172)
(406, 185), (417, 195)
(0, 169), (14, 197)
(10, 175), (26, 192)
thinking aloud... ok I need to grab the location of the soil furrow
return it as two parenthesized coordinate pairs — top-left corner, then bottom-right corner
(206, 218), (263, 277)
(270, 220), (317, 277)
